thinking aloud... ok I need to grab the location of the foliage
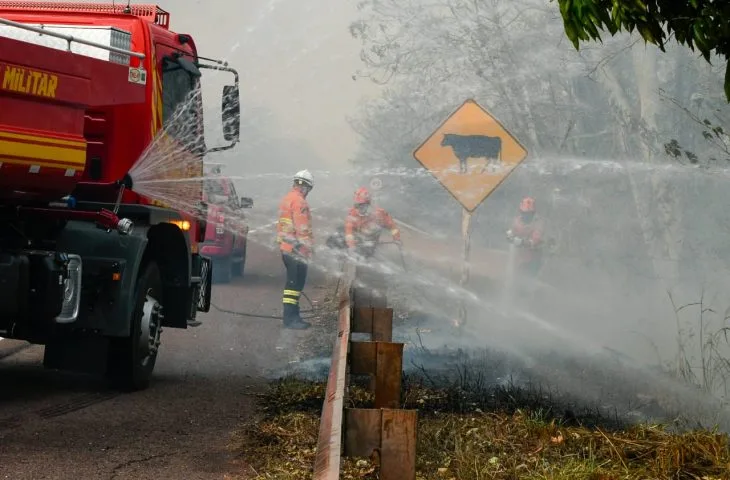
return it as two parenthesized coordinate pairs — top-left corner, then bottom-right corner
(348, 0), (723, 166)
(554, 0), (730, 100)
(347, 0), (730, 288)
(666, 293), (730, 400)
(659, 90), (730, 166)
(229, 377), (730, 479)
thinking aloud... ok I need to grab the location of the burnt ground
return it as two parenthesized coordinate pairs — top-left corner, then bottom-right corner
(0, 240), (340, 480)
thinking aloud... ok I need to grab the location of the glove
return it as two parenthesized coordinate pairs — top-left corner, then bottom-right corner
(506, 229), (514, 240)
(295, 244), (312, 259)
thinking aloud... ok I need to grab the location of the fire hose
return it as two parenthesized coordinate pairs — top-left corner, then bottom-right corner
(377, 240), (408, 272)
(208, 240), (407, 321)
(210, 291), (317, 320)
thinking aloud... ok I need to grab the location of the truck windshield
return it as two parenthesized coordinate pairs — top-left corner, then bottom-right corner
(204, 179), (228, 204)
(161, 57), (204, 152)
(204, 180), (225, 196)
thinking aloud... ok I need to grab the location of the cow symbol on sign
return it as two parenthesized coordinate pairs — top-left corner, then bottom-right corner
(441, 133), (502, 174)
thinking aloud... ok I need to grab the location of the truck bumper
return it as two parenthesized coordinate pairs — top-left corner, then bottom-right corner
(200, 242), (230, 258)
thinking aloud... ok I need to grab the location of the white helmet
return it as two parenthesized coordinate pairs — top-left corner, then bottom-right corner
(293, 169), (314, 188)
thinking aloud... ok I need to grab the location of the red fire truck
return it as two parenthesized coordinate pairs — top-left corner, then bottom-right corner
(0, 2), (240, 390)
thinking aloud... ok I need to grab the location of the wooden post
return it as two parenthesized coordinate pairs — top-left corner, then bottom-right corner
(353, 307), (393, 342)
(344, 408), (417, 480)
(350, 341), (403, 409)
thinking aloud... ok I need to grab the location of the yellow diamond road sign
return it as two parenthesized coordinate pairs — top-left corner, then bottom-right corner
(413, 99), (528, 212)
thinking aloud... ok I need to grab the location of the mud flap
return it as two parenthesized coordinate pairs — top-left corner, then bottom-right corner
(193, 254), (212, 314)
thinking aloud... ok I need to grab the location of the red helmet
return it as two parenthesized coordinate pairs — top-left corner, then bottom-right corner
(354, 187), (371, 205)
(519, 196), (536, 213)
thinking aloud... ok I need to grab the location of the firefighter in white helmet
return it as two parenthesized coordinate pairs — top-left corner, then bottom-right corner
(276, 170), (314, 329)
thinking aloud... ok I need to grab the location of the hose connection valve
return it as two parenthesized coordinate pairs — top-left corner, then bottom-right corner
(117, 218), (134, 235)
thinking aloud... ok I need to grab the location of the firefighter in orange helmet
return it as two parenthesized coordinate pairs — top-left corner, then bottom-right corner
(506, 196), (544, 277)
(344, 187), (401, 258)
(276, 170), (314, 330)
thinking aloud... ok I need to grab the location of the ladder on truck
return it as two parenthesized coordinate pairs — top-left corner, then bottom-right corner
(0, 16), (145, 63)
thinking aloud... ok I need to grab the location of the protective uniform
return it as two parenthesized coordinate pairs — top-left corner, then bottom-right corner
(344, 187), (401, 258)
(276, 170), (314, 329)
(506, 196), (543, 276)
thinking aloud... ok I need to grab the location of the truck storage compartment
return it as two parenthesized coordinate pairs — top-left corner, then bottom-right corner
(0, 31), (145, 203)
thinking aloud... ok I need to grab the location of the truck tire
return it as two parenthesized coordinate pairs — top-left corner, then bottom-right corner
(212, 257), (232, 284)
(107, 261), (163, 391)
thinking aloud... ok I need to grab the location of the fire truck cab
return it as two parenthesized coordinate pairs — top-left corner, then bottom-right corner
(0, 3), (241, 391)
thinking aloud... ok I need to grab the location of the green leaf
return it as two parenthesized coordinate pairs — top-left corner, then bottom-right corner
(637, 24), (655, 43)
(564, 22), (581, 49)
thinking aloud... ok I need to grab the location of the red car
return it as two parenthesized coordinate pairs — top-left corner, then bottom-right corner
(201, 175), (253, 284)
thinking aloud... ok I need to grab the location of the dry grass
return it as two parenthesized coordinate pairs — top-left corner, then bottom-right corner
(229, 378), (730, 480)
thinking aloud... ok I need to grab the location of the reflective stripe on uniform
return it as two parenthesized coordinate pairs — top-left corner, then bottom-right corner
(283, 288), (301, 305)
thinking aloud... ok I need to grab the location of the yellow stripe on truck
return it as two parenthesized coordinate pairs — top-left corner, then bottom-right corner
(0, 131), (85, 148)
(0, 156), (81, 170)
(0, 139), (86, 165)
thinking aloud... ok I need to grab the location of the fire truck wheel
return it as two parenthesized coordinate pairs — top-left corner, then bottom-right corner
(212, 257), (232, 284)
(107, 261), (163, 391)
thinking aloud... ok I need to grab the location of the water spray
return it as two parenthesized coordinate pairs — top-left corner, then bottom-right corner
(378, 240), (408, 272)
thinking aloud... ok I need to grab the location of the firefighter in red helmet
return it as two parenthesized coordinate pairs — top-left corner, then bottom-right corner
(344, 187), (401, 258)
(506, 196), (544, 278)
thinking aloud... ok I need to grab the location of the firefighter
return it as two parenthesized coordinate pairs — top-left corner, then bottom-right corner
(506, 196), (544, 279)
(344, 187), (401, 258)
(276, 170), (314, 330)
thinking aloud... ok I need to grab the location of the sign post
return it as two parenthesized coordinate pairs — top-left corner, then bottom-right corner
(413, 99), (528, 328)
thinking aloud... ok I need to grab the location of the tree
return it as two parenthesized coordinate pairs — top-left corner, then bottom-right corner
(349, 0), (730, 295)
(555, 0), (730, 100)
(660, 90), (730, 165)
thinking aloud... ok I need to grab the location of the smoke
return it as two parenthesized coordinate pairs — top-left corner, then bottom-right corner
(340, 0), (730, 428)
(115, 0), (730, 427)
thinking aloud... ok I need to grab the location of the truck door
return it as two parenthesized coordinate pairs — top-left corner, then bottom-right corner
(226, 181), (244, 250)
(153, 42), (205, 206)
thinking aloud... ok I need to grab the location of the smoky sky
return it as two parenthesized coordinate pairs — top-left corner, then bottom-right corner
(154, 0), (381, 170)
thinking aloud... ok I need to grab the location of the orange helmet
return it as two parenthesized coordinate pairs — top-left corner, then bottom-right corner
(354, 187), (371, 205)
(519, 196), (536, 213)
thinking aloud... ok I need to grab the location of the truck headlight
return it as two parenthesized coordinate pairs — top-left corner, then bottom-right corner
(55, 254), (82, 324)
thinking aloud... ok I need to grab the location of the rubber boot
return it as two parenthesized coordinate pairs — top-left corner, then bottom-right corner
(290, 303), (311, 330)
(283, 303), (310, 330)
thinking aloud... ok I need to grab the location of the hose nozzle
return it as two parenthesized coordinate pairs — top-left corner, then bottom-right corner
(117, 173), (134, 190)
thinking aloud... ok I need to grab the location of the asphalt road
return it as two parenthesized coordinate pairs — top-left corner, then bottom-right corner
(0, 240), (336, 480)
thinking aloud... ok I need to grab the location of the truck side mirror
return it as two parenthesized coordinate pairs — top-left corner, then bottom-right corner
(222, 85), (240, 143)
(239, 196), (253, 209)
